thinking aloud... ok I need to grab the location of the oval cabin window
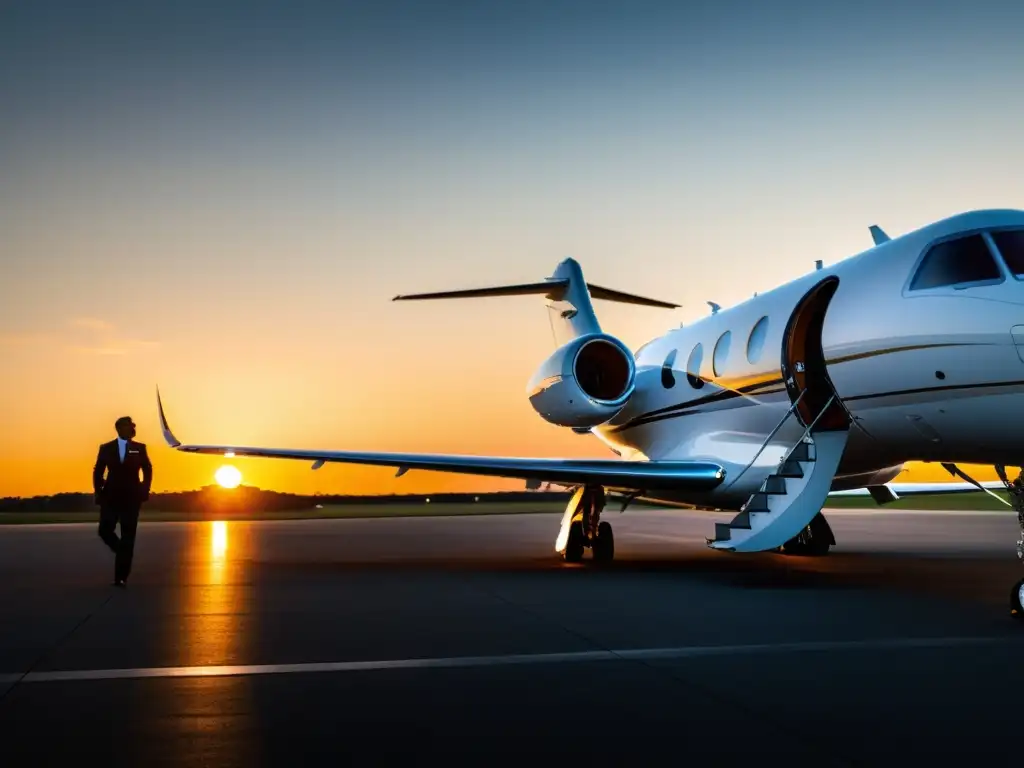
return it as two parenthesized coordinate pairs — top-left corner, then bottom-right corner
(746, 316), (768, 364)
(712, 331), (731, 377)
(661, 349), (677, 388)
(686, 343), (704, 389)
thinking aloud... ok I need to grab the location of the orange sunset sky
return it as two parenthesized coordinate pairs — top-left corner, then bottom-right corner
(3, 3), (1023, 498)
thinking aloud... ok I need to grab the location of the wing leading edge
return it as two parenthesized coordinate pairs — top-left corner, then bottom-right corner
(830, 481), (1009, 498)
(156, 390), (725, 493)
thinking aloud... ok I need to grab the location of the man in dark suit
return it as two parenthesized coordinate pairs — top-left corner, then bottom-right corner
(93, 416), (153, 587)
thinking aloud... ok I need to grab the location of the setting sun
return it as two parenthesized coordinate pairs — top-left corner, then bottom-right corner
(215, 465), (242, 489)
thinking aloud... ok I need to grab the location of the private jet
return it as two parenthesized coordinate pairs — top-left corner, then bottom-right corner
(156, 208), (1024, 617)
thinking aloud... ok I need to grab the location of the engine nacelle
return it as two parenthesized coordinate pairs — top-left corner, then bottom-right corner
(526, 333), (636, 428)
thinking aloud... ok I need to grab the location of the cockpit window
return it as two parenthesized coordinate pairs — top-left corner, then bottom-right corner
(908, 234), (1001, 290)
(990, 229), (1024, 276)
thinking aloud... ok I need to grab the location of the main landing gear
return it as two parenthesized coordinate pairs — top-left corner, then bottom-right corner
(994, 465), (1024, 621)
(557, 485), (614, 564)
(779, 511), (835, 556)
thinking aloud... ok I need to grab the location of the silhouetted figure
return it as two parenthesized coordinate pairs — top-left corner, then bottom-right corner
(93, 416), (152, 587)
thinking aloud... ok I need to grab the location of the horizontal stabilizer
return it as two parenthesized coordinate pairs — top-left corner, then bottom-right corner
(393, 279), (679, 309)
(156, 389), (724, 493)
(393, 280), (569, 302)
(586, 283), (681, 309)
(395, 257), (679, 339)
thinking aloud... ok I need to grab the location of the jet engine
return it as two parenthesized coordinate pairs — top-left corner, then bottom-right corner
(526, 333), (636, 428)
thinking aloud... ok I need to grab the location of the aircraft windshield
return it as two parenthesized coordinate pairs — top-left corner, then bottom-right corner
(990, 229), (1024, 276)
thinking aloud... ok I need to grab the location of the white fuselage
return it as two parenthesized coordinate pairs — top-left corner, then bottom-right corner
(592, 208), (1024, 510)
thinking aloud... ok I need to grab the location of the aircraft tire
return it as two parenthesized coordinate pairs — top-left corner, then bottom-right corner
(803, 531), (832, 556)
(592, 521), (614, 563)
(1011, 578), (1024, 621)
(781, 513), (832, 556)
(564, 521), (585, 563)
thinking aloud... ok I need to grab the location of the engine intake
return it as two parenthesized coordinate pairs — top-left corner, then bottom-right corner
(574, 337), (633, 402)
(526, 333), (636, 428)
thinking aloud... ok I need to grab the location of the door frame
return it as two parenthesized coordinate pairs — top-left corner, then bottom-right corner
(780, 276), (849, 432)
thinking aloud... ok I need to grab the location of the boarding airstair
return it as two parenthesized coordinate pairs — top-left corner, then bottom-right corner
(708, 393), (849, 552)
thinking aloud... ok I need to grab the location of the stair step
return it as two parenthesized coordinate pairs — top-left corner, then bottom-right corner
(730, 510), (751, 529)
(714, 522), (732, 542)
(710, 428), (850, 553)
(778, 459), (804, 478)
(744, 493), (771, 514)
(789, 441), (816, 463)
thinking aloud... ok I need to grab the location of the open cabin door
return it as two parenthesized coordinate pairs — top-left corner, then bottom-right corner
(780, 277), (849, 432)
(710, 276), (857, 554)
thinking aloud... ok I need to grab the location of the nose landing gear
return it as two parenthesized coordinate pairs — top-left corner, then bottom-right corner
(994, 465), (1024, 621)
(1012, 506), (1024, 620)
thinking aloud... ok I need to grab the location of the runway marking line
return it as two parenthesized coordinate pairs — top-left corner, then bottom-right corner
(0, 635), (1016, 685)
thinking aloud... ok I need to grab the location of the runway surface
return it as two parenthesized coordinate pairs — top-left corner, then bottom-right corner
(1, 507), (1023, 765)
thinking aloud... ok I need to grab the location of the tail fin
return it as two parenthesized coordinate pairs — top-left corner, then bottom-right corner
(392, 258), (679, 341)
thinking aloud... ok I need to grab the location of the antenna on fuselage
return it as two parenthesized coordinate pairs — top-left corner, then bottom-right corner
(869, 225), (890, 245)
(815, 260), (823, 270)
(707, 301), (720, 315)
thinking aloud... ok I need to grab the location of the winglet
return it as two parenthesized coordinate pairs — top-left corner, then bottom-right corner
(869, 225), (890, 245)
(156, 387), (181, 448)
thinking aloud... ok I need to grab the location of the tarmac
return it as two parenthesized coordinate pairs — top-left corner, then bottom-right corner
(1, 507), (1023, 765)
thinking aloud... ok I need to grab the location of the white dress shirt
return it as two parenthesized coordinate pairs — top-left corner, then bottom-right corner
(117, 437), (128, 462)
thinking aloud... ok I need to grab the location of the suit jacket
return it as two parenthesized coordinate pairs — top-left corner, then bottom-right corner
(93, 439), (153, 505)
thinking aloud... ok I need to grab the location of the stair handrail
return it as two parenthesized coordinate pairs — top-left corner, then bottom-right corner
(730, 388), (807, 485)
(778, 393), (837, 469)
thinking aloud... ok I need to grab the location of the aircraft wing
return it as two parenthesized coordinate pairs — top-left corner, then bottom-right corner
(156, 391), (725, 493)
(830, 481), (1007, 497)
(830, 480), (1011, 508)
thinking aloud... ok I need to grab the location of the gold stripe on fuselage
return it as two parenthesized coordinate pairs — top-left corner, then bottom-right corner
(617, 341), (986, 432)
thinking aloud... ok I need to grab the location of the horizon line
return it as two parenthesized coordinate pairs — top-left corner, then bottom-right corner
(0, 487), (568, 500)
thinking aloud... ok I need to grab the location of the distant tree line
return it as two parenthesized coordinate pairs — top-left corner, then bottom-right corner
(0, 486), (576, 514)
